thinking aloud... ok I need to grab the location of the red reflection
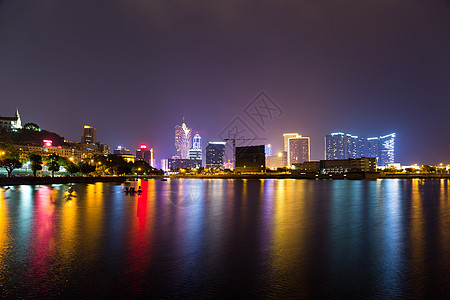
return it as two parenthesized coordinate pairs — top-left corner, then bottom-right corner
(25, 186), (56, 291)
(119, 180), (154, 296)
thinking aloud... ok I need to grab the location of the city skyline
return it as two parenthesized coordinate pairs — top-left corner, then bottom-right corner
(0, 1), (448, 165)
(0, 109), (408, 168)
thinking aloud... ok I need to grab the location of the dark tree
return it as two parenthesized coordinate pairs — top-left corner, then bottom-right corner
(114, 165), (131, 175)
(79, 162), (96, 175)
(45, 153), (61, 177)
(0, 143), (22, 177)
(420, 165), (436, 173)
(65, 162), (80, 175)
(132, 160), (151, 175)
(28, 153), (43, 177)
(0, 158), (22, 177)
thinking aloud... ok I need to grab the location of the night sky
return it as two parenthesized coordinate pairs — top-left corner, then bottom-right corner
(0, 0), (449, 166)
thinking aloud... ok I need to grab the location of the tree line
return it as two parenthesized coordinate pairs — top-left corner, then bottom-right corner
(0, 143), (163, 177)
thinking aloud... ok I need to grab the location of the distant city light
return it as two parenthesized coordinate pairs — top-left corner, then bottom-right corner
(140, 144), (147, 149)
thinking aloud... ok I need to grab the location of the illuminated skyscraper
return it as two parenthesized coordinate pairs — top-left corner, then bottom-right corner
(206, 142), (226, 168)
(81, 125), (96, 144)
(283, 133), (310, 166)
(189, 133), (202, 161)
(136, 144), (154, 167)
(192, 133), (201, 149)
(378, 133), (396, 165)
(283, 133), (299, 152)
(288, 136), (310, 165)
(265, 144), (272, 157)
(175, 120), (192, 159)
(325, 133), (346, 160)
(325, 132), (396, 165)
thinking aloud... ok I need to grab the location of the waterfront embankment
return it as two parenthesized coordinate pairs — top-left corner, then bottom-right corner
(1, 173), (449, 186)
(0, 176), (128, 186)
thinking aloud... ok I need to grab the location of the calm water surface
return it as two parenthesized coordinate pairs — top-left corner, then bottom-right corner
(0, 179), (449, 299)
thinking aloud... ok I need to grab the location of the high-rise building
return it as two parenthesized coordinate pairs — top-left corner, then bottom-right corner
(114, 146), (131, 155)
(235, 145), (266, 173)
(288, 136), (310, 165)
(136, 144), (154, 167)
(189, 149), (202, 161)
(326, 133), (366, 160)
(206, 142), (226, 168)
(175, 121), (192, 159)
(192, 133), (201, 149)
(283, 133), (299, 152)
(189, 133), (202, 162)
(379, 133), (396, 166)
(265, 144), (272, 157)
(325, 132), (346, 160)
(81, 125), (96, 144)
(367, 137), (380, 159)
(325, 132), (396, 165)
(161, 158), (169, 172)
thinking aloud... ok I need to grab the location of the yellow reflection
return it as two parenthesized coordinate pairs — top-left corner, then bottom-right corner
(59, 195), (77, 263)
(410, 178), (425, 297)
(270, 180), (307, 278)
(0, 190), (9, 280)
(84, 183), (105, 249)
(440, 179), (450, 267)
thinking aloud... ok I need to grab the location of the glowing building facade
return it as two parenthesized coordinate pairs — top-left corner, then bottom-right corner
(378, 133), (396, 166)
(325, 132), (346, 160)
(283, 133), (310, 166)
(325, 132), (396, 166)
(265, 144), (272, 157)
(288, 136), (310, 165)
(283, 133), (299, 152)
(175, 121), (192, 159)
(189, 133), (202, 161)
(136, 144), (154, 167)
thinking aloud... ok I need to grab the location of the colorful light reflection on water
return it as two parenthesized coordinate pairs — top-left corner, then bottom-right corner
(0, 179), (449, 298)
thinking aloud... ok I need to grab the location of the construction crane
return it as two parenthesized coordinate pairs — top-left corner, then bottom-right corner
(224, 137), (267, 174)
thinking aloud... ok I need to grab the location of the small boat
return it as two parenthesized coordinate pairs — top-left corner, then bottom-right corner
(124, 187), (143, 194)
(124, 187), (136, 194)
(160, 178), (168, 181)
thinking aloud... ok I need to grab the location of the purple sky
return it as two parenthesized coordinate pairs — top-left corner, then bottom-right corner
(1, 0), (449, 166)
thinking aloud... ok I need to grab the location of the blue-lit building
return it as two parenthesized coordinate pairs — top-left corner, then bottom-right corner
(325, 133), (346, 160)
(325, 132), (396, 166)
(265, 144), (272, 157)
(206, 142), (226, 169)
(189, 133), (203, 162)
(378, 133), (396, 166)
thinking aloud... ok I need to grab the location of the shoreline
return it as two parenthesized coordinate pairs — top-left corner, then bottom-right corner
(1, 173), (449, 186)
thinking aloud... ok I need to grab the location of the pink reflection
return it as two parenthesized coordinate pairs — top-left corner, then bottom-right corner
(25, 186), (56, 293)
